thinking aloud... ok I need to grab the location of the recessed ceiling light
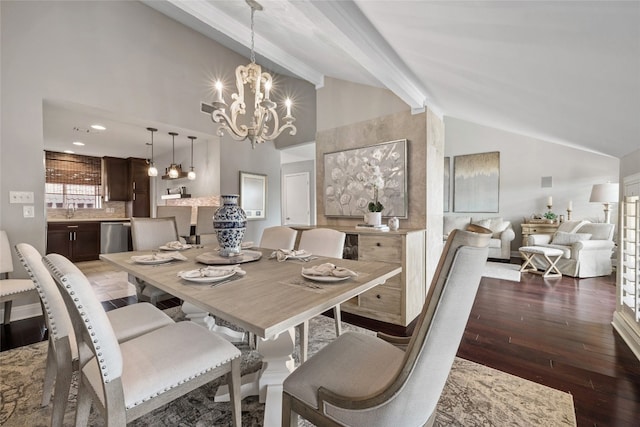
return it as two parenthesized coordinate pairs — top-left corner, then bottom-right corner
(73, 141), (85, 146)
(63, 150), (74, 154)
(91, 124), (106, 131)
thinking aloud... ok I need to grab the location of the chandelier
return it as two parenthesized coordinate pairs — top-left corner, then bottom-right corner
(205, 0), (296, 149)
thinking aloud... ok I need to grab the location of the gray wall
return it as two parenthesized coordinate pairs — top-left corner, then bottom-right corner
(0, 1), (315, 276)
(620, 148), (640, 179)
(444, 117), (620, 250)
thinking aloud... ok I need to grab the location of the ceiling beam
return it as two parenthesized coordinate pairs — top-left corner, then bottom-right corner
(296, 0), (440, 115)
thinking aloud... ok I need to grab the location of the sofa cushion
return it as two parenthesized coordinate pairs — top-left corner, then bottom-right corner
(473, 217), (509, 239)
(577, 223), (614, 241)
(556, 220), (589, 234)
(488, 238), (501, 249)
(551, 231), (592, 245)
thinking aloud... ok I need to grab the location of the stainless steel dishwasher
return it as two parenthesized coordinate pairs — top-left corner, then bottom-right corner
(100, 222), (129, 253)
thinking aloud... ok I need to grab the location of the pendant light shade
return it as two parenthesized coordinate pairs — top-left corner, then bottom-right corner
(147, 127), (158, 177)
(168, 132), (179, 179)
(187, 135), (196, 180)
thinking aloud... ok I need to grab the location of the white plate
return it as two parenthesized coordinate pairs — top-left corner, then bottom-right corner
(159, 245), (191, 251)
(131, 256), (174, 265)
(178, 270), (236, 283)
(301, 273), (350, 282)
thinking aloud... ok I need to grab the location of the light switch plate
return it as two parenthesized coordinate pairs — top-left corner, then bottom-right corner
(23, 205), (35, 218)
(10, 191), (35, 204)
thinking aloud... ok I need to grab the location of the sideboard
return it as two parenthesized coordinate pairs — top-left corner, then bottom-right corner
(293, 226), (426, 327)
(521, 222), (559, 245)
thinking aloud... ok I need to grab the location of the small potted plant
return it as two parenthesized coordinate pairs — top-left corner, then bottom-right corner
(365, 165), (384, 225)
(543, 211), (557, 224)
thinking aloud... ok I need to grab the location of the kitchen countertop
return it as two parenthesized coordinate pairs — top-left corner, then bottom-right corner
(47, 218), (131, 223)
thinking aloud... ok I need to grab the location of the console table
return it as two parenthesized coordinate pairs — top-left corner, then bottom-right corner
(521, 222), (559, 245)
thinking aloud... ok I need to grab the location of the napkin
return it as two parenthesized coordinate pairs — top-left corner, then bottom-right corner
(178, 265), (245, 278)
(164, 240), (191, 250)
(301, 263), (358, 278)
(132, 251), (187, 262)
(270, 249), (310, 262)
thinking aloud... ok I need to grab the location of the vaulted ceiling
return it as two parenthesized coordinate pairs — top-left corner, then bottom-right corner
(144, 0), (640, 159)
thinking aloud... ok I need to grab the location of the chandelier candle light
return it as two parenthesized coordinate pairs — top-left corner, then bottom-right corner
(204, 0), (296, 149)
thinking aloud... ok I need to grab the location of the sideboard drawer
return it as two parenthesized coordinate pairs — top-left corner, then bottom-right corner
(359, 285), (401, 316)
(358, 235), (402, 263)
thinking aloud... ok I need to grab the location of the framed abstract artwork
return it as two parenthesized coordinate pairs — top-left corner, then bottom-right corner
(324, 139), (408, 218)
(453, 151), (500, 213)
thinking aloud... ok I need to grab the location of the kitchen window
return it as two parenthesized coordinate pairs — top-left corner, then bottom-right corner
(45, 151), (102, 209)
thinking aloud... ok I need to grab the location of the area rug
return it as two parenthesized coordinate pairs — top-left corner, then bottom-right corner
(0, 313), (575, 426)
(483, 261), (521, 282)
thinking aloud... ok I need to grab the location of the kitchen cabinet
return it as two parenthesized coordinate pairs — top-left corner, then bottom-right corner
(127, 157), (150, 217)
(102, 156), (129, 201)
(46, 222), (101, 262)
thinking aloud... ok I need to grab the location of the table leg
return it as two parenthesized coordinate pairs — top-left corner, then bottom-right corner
(215, 328), (296, 427)
(181, 302), (246, 343)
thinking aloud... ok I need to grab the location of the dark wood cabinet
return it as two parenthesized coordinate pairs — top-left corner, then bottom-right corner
(46, 222), (101, 262)
(128, 157), (150, 217)
(102, 157), (129, 201)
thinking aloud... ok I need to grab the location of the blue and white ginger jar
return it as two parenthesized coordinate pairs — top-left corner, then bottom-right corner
(213, 194), (247, 257)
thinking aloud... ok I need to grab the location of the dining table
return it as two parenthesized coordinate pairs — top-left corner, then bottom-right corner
(100, 246), (401, 427)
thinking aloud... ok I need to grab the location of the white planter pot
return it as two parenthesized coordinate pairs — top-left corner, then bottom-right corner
(365, 212), (382, 226)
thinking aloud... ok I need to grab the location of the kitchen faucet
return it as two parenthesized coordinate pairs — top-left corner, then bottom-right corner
(66, 204), (75, 219)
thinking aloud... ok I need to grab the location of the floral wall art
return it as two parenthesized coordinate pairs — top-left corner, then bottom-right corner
(453, 151), (500, 213)
(324, 139), (407, 218)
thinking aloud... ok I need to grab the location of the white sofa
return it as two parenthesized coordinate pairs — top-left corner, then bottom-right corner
(526, 220), (615, 278)
(444, 216), (515, 261)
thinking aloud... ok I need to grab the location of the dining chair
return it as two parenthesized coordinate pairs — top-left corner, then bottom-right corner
(156, 205), (193, 243)
(195, 205), (218, 245)
(129, 217), (180, 305)
(297, 228), (346, 362)
(282, 225), (491, 427)
(14, 243), (175, 427)
(43, 252), (242, 427)
(259, 226), (298, 250)
(1, 230), (36, 325)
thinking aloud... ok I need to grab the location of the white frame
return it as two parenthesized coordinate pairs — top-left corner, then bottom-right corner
(240, 171), (267, 220)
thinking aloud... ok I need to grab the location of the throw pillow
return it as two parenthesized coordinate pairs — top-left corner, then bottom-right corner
(551, 231), (592, 245)
(471, 218), (492, 230)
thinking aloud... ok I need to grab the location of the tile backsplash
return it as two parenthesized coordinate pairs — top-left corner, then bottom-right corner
(47, 201), (127, 220)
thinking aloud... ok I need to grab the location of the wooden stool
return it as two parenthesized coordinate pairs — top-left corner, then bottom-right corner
(519, 246), (563, 278)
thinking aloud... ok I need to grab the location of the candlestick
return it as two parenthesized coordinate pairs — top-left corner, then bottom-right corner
(264, 80), (271, 100)
(568, 200), (573, 211)
(215, 80), (224, 104)
(567, 209), (572, 220)
(547, 196), (553, 206)
(285, 98), (292, 117)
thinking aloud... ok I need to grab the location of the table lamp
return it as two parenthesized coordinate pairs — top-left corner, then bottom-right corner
(589, 183), (619, 223)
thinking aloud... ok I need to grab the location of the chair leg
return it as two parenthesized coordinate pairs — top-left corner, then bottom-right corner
(333, 304), (342, 336)
(74, 379), (92, 427)
(4, 300), (12, 324)
(41, 340), (56, 407)
(51, 338), (73, 427)
(281, 392), (298, 427)
(227, 358), (242, 427)
(297, 321), (309, 363)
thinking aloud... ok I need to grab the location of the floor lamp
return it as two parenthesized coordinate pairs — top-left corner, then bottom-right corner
(589, 183), (619, 223)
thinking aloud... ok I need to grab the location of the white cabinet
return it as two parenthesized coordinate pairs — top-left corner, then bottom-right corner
(613, 173), (640, 361)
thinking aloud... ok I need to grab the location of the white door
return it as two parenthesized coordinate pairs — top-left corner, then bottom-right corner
(283, 172), (310, 225)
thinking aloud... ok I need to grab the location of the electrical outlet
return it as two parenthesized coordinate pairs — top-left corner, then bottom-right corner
(23, 205), (35, 218)
(10, 191), (34, 204)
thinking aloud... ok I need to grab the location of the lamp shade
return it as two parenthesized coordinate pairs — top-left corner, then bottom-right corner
(589, 183), (619, 203)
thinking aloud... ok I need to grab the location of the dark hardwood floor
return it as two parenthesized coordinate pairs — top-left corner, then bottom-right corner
(2, 267), (638, 426)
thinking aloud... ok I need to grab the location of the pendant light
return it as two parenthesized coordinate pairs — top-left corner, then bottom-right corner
(168, 131), (179, 179)
(187, 136), (196, 180)
(147, 127), (158, 177)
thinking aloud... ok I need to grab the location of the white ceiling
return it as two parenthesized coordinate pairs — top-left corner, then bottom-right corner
(143, 0), (640, 159)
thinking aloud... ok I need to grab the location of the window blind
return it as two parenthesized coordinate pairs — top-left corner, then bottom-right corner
(45, 151), (102, 185)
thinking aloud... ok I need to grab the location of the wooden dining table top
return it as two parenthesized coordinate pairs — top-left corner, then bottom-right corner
(100, 247), (401, 339)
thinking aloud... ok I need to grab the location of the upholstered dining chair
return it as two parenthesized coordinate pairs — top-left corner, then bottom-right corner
(195, 205), (218, 245)
(282, 225), (491, 427)
(15, 243), (175, 427)
(156, 205), (193, 243)
(0, 230), (36, 325)
(130, 216), (180, 305)
(297, 228), (346, 362)
(43, 252), (242, 427)
(259, 226), (298, 250)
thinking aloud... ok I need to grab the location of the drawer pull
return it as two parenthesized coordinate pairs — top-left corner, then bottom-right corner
(376, 242), (381, 247)
(376, 294), (381, 299)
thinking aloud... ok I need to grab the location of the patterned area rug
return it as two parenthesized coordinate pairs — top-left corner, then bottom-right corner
(0, 310), (575, 426)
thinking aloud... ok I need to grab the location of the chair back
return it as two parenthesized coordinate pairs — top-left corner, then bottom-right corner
(1, 230), (15, 274)
(43, 253), (123, 382)
(15, 243), (77, 351)
(130, 217), (180, 251)
(195, 206), (217, 235)
(298, 228), (345, 258)
(156, 206), (192, 240)
(259, 226), (298, 250)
